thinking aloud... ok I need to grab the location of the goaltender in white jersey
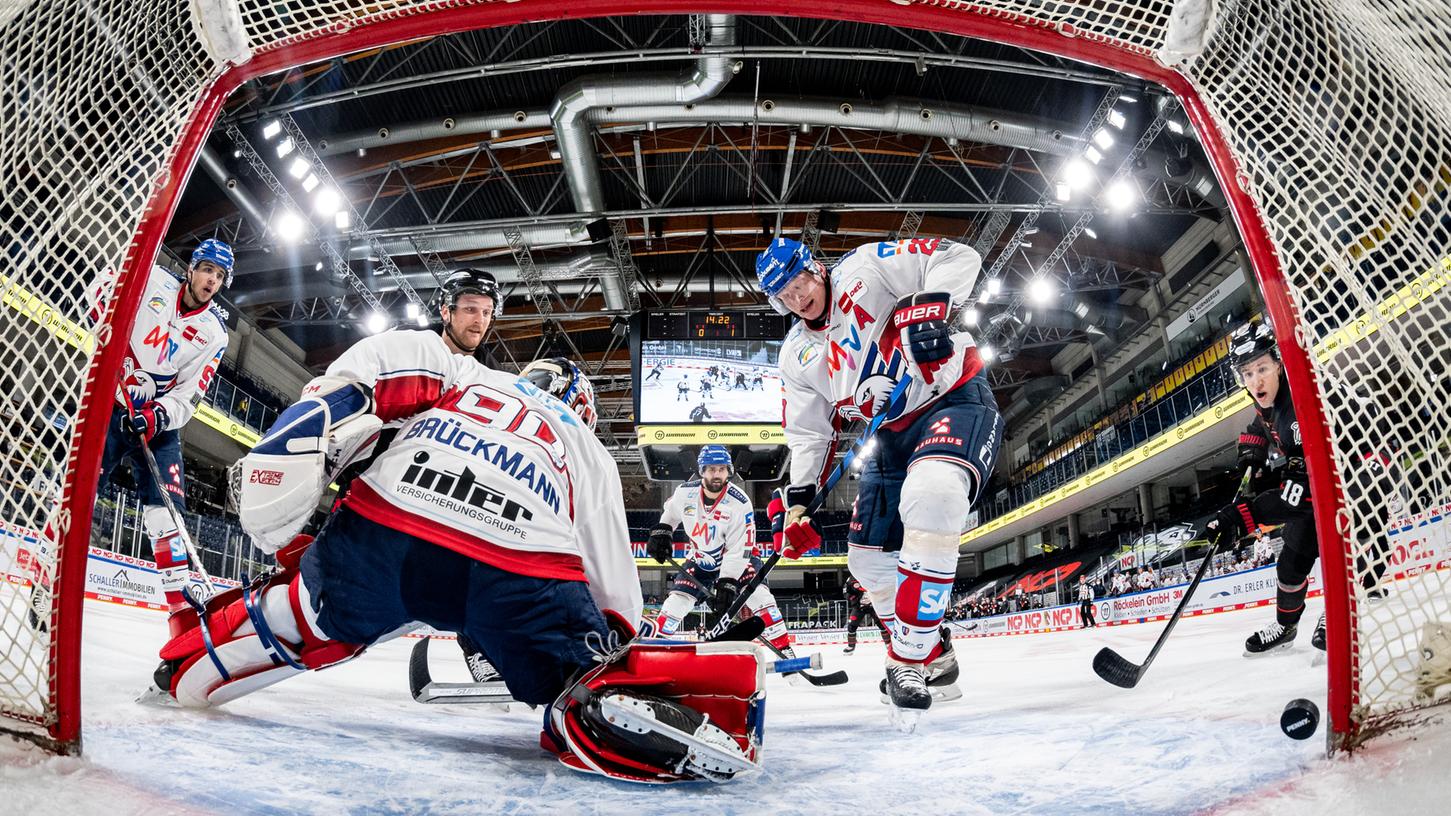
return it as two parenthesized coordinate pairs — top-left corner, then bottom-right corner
(648, 446), (798, 658)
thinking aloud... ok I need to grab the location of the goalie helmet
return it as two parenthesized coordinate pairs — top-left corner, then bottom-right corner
(436, 268), (503, 315)
(190, 238), (234, 288)
(755, 237), (815, 316)
(520, 357), (597, 430)
(697, 444), (733, 474)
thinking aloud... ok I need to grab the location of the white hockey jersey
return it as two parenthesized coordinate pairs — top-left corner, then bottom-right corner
(778, 238), (983, 487)
(315, 331), (642, 625)
(96, 265), (229, 430)
(658, 479), (756, 581)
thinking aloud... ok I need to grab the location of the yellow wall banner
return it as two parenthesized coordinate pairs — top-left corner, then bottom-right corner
(637, 425), (785, 445)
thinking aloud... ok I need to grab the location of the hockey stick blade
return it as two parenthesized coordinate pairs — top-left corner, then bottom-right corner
(756, 634), (849, 686)
(1090, 465), (1253, 689)
(1092, 647), (1145, 689)
(708, 616), (765, 643)
(408, 637), (514, 706)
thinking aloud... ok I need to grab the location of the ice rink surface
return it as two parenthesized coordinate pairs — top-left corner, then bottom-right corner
(3, 596), (1448, 816)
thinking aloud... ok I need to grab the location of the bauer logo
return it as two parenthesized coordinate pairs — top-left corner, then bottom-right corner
(249, 469), (284, 486)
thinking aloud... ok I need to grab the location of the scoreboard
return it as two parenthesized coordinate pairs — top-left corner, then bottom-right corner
(645, 311), (789, 341)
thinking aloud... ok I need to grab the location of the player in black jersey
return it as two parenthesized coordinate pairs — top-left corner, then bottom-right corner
(843, 577), (891, 653)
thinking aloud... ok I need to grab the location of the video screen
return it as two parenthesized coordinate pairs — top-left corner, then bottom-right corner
(638, 338), (784, 423)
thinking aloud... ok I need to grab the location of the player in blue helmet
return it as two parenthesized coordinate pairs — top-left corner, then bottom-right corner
(755, 237), (828, 320)
(185, 238), (233, 309)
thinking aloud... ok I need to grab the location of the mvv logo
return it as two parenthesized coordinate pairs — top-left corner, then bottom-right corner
(402, 451), (533, 522)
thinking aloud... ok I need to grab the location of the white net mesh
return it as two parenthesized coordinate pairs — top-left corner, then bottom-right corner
(0, 0), (1446, 751)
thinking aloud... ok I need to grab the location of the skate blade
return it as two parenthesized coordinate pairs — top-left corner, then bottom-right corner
(1242, 642), (1296, 659)
(135, 684), (178, 707)
(888, 706), (925, 734)
(930, 683), (963, 703)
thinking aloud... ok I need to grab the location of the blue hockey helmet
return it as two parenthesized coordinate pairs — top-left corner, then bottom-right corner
(190, 238), (234, 287)
(755, 237), (815, 315)
(697, 444), (733, 474)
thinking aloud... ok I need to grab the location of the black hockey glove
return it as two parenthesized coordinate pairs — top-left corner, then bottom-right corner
(891, 291), (954, 372)
(647, 523), (674, 564)
(1204, 502), (1255, 548)
(710, 577), (742, 618)
(1236, 431), (1269, 473)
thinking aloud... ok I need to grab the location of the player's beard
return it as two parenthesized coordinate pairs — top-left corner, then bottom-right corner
(703, 476), (726, 494)
(444, 318), (481, 353)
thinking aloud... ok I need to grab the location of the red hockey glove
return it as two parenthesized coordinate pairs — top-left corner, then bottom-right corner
(129, 402), (169, 442)
(767, 489), (787, 552)
(782, 484), (822, 559)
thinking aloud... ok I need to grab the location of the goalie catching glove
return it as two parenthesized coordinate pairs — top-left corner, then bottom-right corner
(235, 377), (382, 553)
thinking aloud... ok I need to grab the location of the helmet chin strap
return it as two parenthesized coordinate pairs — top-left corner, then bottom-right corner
(443, 319), (479, 354)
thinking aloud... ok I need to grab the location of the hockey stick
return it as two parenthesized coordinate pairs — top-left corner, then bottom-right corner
(408, 617), (771, 705)
(703, 375), (914, 641)
(116, 387), (219, 601)
(665, 557), (850, 686)
(1092, 467), (1254, 688)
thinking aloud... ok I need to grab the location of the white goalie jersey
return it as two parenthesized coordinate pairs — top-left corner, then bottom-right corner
(658, 480), (757, 580)
(777, 238), (983, 487)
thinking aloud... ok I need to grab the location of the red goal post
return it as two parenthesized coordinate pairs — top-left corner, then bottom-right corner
(2, 0), (1444, 754)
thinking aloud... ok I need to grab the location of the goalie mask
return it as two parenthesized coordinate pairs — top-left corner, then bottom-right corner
(520, 357), (598, 430)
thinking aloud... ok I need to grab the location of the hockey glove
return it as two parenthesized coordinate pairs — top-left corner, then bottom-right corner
(711, 577), (742, 618)
(782, 484), (823, 559)
(647, 523), (675, 564)
(1236, 432), (1269, 473)
(766, 489), (787, 552)
(891, 291), (954, 382)
(1205, 502), (1255, 548)
(129, 402), (168, 442)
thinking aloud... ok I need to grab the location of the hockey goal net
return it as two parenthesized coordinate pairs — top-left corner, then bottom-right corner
(0, 0), (1447, 754)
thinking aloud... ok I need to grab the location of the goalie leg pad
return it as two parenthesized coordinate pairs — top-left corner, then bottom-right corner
(546, 641), (766, 783)
(158, 561), (364, 708)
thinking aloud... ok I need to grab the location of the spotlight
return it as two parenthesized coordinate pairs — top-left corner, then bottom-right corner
(313, 260), (323, 272)
(1167, 119), (1186, 135)
(1055, 183), (1071, 202)
(1093, 128), (1115, 150)
(986, 278), (1002, 296)
(415, 313), (430, 328)
(301, 174), (319, 193)
(964, 306), (979, 326)
(1083, 227), (1098, 240)
(261, 120), (281, 140)
(366, 312), (389, 334)
(273, 210), (304, 243)
(288, 158), (310, 179)
(335, 210), (351, 231)
(1063, 159), (1094, 191)
(1027, 276), (1056, 305)
(1084, 145), (1104, 165)
(1105, 179), (1138, 212)
(980, 345), (996, 363)
(275, 138), (294, 158)
(1118, 94), (1138, 104)
(405, 301), (420, 319)
(314, 187), (342, 216)
(1107, 109), (1127, 130)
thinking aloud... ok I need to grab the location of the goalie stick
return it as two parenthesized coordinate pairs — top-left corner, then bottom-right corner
(667, 558), (850, 687)
(408, 617), (771, 705)
(1092, 467), (1254, 688)
(703, 375), (914, 640)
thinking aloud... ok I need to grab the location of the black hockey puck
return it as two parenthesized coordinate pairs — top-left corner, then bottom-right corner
(1280, 698), (1320, 740)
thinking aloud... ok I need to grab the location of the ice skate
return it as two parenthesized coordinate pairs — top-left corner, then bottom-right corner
(1244, 620), (1296, 657)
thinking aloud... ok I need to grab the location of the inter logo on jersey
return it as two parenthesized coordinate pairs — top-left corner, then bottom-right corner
(399, 450), (533, 523)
